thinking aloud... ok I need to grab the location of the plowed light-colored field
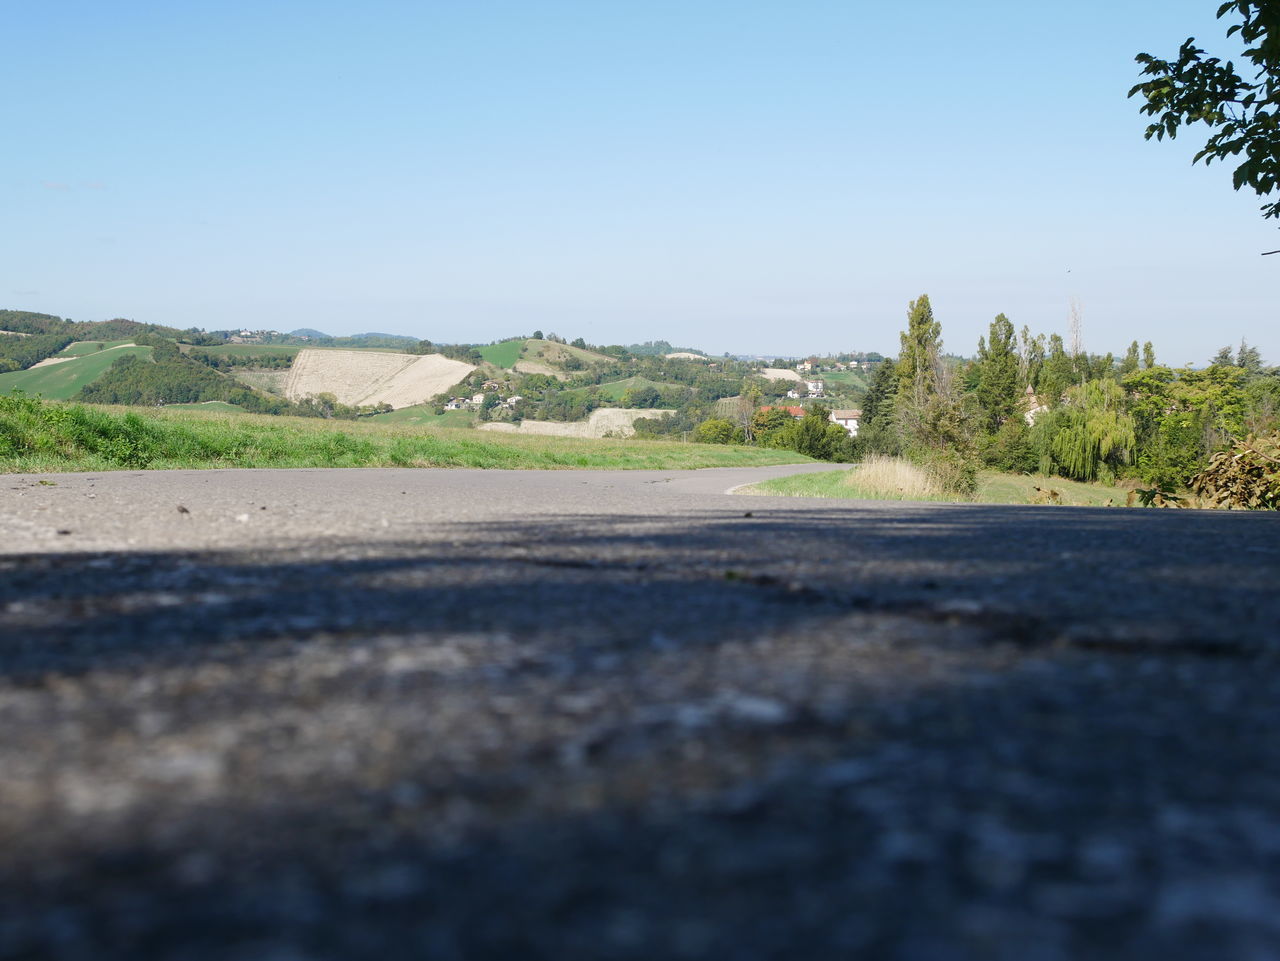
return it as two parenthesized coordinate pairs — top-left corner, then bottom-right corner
(479, 408), (675, 439)
(283, 349), (475, 409)
(760, 367), (802, 382)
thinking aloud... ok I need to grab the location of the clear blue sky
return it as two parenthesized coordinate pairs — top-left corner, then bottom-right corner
(3, 0), (1276, 364)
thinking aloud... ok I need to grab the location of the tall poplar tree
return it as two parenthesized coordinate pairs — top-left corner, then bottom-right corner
(1039, 334), (1075, 406)
(975, 313), (1020, 430)
(897, 294), (941, 399)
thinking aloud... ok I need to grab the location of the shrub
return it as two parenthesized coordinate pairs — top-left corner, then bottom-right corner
(693, 417), (739, 444)
(1190, 431), (1280, 509)
(980, 418), (1038, 473)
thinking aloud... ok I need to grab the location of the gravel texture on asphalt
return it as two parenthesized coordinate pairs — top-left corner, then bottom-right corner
(2, 467), (1279, 961)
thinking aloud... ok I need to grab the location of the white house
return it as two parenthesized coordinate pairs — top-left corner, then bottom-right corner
(805, 380), (825, 396)
(829, 408), (862, 436)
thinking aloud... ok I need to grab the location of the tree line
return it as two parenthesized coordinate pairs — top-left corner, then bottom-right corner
(856, 295), (1279, 492)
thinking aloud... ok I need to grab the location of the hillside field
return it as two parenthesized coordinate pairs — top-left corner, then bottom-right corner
(477, 340), (526, 368)
(59, 339), (137, 357)
(0, 346), (153, 400)
(596, 376), (666, 401)
(480, 408), (676, 439)
(283, 349), (475, 409)
(820, 370), (869, 393)
(368, 406), (477, 428)
(514, 339), (617, 377)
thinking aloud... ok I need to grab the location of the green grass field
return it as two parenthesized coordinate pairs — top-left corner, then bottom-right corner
(58, 339), (136, 357)
(745, 466), (1132, 507)
(0, 394), (813, 473)
(596, 376), (665, 401)
(0, 346), (154, 400)
(367, 406), (476, 428)
(818, 370), (869, 393)
(476, 340), (526, 368)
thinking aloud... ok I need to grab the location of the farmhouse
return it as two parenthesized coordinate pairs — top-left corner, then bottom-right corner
(829, 409), (862, 436)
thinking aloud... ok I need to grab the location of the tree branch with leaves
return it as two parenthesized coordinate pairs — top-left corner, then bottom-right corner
(1130, 1), (1280, 223)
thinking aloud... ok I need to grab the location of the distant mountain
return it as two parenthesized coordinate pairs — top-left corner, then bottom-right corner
(290, 328), (330, 339)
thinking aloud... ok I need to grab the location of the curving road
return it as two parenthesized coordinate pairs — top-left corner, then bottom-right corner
(2, 465), (1279, 960)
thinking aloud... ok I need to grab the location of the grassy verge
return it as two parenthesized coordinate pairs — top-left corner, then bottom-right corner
(744, 456), (1132, 506)
(0, 394), (812, 473)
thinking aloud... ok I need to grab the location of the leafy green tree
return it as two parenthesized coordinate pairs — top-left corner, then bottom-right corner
(1244, 374), (1280, 433)
(974, 313), (1020, 430)
(772, 406), (854, 461)
(1121, 340), (1141, 375)
(1039, 334), (1075, 406)
(897, 294), (941, 398)
(980, 417), (1039, 473)
(621, 384), (662, 408)
(1143, 341), (1157, 369)
(692, 418), (739, 444)
(750, 406), (796, 445)
(1018, 325), (1046, 389)
(858, 360), (899, 453)
(1237, 339), (1264, 373)
(1130, 1), (1280, 222)
(1035, 379), (1137, 483)
(1211, 345), (1237, 366)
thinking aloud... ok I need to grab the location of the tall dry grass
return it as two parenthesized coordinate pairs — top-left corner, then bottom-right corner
(839, 455), (948, 500)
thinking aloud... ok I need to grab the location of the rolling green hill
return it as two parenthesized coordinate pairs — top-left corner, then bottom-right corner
(0, 346), (154, 400)
(519, 339), (617, 375)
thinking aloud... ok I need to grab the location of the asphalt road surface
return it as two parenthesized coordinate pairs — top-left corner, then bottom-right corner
(2, 465), (1279, 961)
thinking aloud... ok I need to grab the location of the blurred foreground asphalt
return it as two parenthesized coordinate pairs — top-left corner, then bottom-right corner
(2, 466), (1279, 961)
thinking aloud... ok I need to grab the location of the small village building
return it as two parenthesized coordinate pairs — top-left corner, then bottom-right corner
(829, 409), (862, 436)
